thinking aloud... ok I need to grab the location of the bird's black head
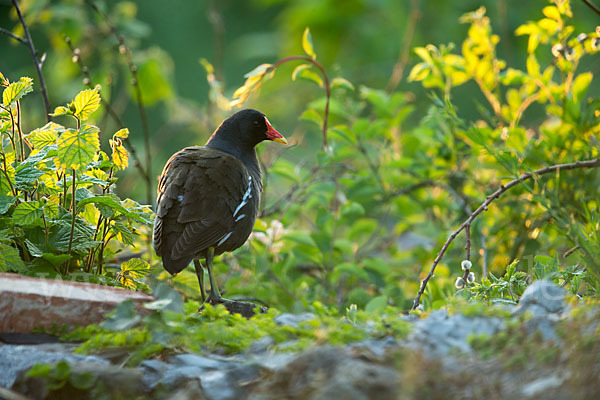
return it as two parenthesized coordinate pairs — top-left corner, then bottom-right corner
(206, 109), (287, 155)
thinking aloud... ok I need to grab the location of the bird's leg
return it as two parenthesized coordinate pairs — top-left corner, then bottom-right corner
(205, 247), (230, 304)
(193, 259), (206, 303)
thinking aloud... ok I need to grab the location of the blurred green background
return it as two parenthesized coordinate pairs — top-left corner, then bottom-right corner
(2, 0), (597, 202)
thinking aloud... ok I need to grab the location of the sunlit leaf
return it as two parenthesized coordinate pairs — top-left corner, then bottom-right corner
(2, 77), (33, 106)
(110, 128), (130, 170)
(0, 243), (25, 272)
(28, 122), (63, 149)
(49, 106), (70, 117)
(13, 200), (44, 226)
(292, 64), (312, 81)
(302, 27), (317, 59)
(118, 258), (150, 289)
(72, 86), (101, 121)
(56, 125), (100, 171)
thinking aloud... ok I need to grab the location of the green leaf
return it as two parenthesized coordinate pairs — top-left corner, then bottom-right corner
(297, 69), (323, 87)
(365, 295), (388, 312)
(0, 193), (16, 214)
(101, 299), (141, 331)
(291, 64), (312, 81)
(283, 230), (317, 247)
(300, 109), (323, 127)
(331, 77), (354, 91)
(15, 164), (44, 190)
(119, 258), (151, 289)
(2, 77), (33, 106)
(56, 125), (100, 171)
(70, 372), (97, 390)
(49, 106), (70, 117)
(571, 72), (593, 104)
(72, 86), (101, 121)
(28, 122), (64, 149)
(13, 200), (44, 226)
(244, 63), (273, 78)
(25, 239), (44, 257)
(77, 195), (148, 223)
(302, 27), (317, 59)
(0, 243), (25, 272)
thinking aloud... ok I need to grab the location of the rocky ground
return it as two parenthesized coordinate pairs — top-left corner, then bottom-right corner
(1, 280), (599, 400)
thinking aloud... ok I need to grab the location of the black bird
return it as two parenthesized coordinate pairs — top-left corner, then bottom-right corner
(153, 109), (287, 303)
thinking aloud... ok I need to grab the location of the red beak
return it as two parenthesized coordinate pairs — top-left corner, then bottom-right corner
(265, 117), (287, 144)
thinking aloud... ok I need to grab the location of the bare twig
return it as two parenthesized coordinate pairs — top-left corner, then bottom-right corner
(0, 26), (26, 44)
(11, 0), (51, 121)
(84, 0), (153, 205)
(411, 158), (600, 310)
(582, 0), (600, 16)
(386, 0), (421, 93)
(63, 36), (151, 184)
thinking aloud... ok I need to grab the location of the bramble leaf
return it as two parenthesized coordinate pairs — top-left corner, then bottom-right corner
(56, 125), (100, 171)
(2, 77), (33, 106)
(71, 86), (101, 121)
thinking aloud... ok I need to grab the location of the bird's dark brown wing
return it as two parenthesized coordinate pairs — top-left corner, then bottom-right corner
(153, 146), (250, 274)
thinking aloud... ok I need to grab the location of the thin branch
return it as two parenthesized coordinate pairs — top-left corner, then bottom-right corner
(84, 0), (153, 206)
(11, 0), (51, 121)
(386, 0), (421, 93)
(582, 0), (600, 16)
(411, 158), (600, 310)
(0, 26), (27, 44)
(63, 36), (151, 184)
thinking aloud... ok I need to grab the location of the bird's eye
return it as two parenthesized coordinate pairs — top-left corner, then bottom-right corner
(253, 120), (260, 126)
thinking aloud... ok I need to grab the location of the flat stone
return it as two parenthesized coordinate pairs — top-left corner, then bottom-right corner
(513, 279), (566, 315)
(0, 273), (153, 333)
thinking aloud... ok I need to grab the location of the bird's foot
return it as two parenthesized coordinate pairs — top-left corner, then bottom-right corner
(199, 294), (267, 318)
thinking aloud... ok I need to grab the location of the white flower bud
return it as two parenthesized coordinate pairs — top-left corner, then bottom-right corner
(577, 33), (587, 43)
(455, 277), (465, 289)
(467, 272), (476, 284)
(461, 260), (472, 271)
(551, 43), (564, 58)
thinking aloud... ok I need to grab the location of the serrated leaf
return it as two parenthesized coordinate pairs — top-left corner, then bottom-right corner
(331, 77), (354, 91)
(292, 64), (312, 81)
(302, 27), (316, 59)
(119, 258), (150, 289)
(28, 122), (64, 149)
(0, 243), (25, 272)
(25, 239), (44, 257)
(15, 164), (44, 190)
(77, 195), (148, 224)
(49, 106), (70, 117)
(56, 125), (100, 171)
(13, 200), (44, 226)
(2, 77), (33, 106)
(0, 194), (15, 214)
(0, 71), (6, 85)
(72, 86), (101, 121)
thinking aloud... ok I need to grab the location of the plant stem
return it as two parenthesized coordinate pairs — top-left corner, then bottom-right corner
(65, 168), (77, 274)
(411, 158), (600, 310)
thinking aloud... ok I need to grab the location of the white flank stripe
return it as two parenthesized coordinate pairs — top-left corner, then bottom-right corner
(235, 214), (246, 222)
(217, 232), (232, 246)
(233, 176), (253, 217)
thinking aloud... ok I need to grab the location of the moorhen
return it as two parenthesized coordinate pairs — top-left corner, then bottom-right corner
(153, 109), (287, 304)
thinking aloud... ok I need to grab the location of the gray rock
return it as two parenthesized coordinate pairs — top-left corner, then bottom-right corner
(514, 280), (567, 315)
(521, 373), (565, 397)
(273, 312), (316, 328)
(248, 346), (399, 400)
(0, 343), (109, 388)
(248, 336), (275, 354)
(408, 309), (505, 355)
